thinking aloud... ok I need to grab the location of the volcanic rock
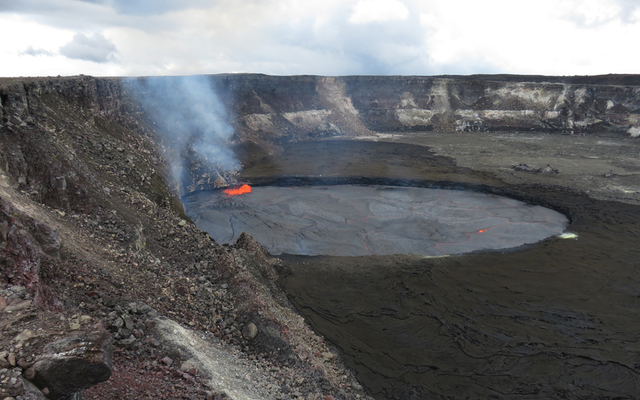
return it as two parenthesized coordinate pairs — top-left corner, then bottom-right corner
(23, 366), (36, 380)
(12, 376), (47, 400)
(32, 222), (61, 256)
(242, 322), (258, 340)
(31, 329), (113, 400)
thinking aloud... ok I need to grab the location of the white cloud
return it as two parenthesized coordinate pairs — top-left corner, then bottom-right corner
(21, 46), (54, 56)
(558, 0), (634, 25)
(59, 32), (117, 63)
(0, 0), (640, 77)
(416, 0), (640, 75)
(349, 0), (410, 24)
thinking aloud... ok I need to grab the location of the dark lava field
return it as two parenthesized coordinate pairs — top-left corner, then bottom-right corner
(232, 138), (640, 399)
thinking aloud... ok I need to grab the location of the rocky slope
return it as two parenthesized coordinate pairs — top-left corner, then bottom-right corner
(0, 76), (368, 400)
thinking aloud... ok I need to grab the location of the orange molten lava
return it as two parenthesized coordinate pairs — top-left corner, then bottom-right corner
(478, 229), (488, 233)
(224, 184), (252, 196)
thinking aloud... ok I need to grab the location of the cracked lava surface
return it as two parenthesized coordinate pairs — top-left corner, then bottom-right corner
(183, 185), (568, 256)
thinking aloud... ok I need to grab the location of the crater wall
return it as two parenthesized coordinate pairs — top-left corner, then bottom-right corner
(207, 74), (640, 139)
(2, 74), (640, 197)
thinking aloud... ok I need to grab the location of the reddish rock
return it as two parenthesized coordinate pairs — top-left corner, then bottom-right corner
(17, 357), (32, 368)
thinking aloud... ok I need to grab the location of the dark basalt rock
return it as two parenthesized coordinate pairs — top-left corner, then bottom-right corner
(32, 222), (62, 257)
(31, 329), (113, 400)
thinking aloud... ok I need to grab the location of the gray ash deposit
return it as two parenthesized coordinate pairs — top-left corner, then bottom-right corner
(184, 185), (568, 256)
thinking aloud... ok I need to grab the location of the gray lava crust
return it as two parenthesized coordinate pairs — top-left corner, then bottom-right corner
(185, 185), (568, 256)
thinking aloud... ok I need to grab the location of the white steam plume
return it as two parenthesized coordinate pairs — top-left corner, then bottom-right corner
(125, 75), (239, 190)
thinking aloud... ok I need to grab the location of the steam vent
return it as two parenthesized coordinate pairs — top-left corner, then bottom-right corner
(2, 74), (640, 399)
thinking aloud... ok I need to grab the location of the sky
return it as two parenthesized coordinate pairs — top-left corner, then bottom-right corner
(1, 0), (640, 77)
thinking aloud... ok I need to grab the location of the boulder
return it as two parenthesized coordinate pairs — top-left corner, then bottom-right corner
(242, 322), (258, 340)
(31, 329), (113, 400)
(32, 222), (62, 256)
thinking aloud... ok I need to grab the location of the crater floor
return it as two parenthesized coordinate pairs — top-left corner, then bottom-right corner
(233, 137), (640, 399)
(185, 185), (567, 256)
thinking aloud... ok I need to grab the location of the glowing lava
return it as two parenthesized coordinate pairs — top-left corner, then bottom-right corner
(223, 184), (252, 196)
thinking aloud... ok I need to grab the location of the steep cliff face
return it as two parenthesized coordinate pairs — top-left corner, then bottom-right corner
(209, 74), (372, 141)
(209, 74), (640, 139)
(0, 76), (171, 212)
(5, 74), (640, 144)
(344, 76), (640, 134)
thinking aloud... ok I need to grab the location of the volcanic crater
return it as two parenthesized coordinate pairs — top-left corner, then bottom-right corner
(183, 74), (640, 398)
(3, 74), (640, 400)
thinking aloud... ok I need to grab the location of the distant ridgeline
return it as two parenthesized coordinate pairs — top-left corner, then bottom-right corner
(209, 74), (640, 139)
